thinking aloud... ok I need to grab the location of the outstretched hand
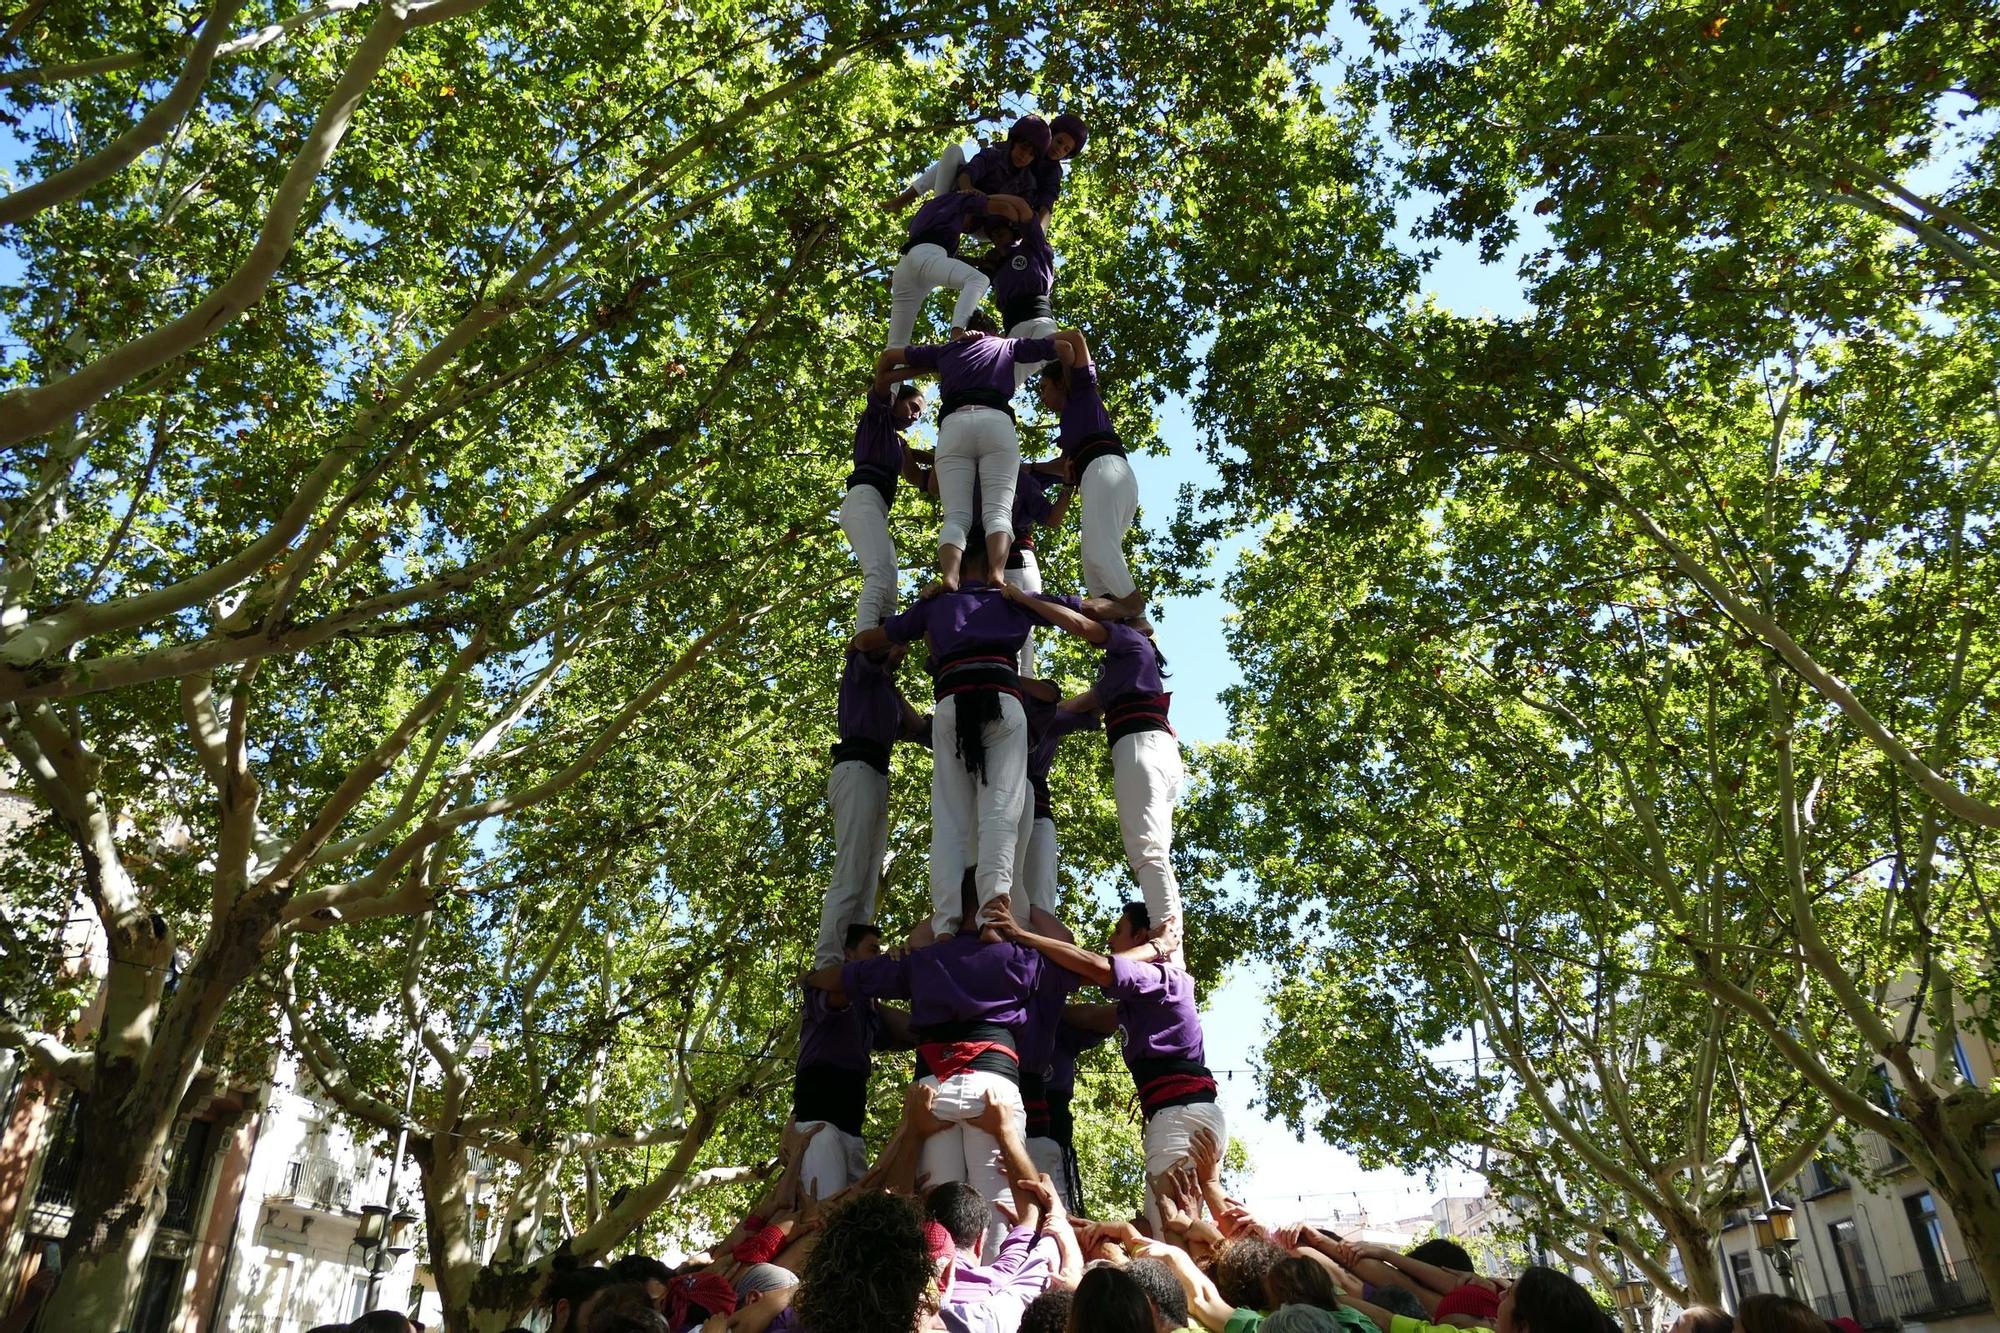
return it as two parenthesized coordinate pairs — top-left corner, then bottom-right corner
(1188, 1125), (1223, 1182)
(967, 1091), (1015, 1139)
(906, 1081), (948, 1137)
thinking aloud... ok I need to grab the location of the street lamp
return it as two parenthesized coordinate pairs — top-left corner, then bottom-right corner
(1726, 1056), (1806, 1301)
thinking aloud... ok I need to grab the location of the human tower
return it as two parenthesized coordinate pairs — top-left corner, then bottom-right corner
(794, 111), (1223, 1253)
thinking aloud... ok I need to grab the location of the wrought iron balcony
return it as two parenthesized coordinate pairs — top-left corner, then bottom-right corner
(1811, 1283), (1895, 1329)
(1889, 1263), (1990, 1320)
(270, 1154), (357, 1213)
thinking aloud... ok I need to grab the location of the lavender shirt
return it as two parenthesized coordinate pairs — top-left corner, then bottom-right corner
(963, 142), (1039, 201)
(882, 584), (1039, 662)
(1105, 956), (1207, 1066)
(1025, 696), (1099, 813)
(1017, 967), (1083, 1081)
(837, 650), (904, 748)
(903, 334), (1061, 401)
(797, 986), (883, 1073)
(942, 1225), (1059, 1333)
(908, 190), (989, 257)
(852, 387), (906, 475)
(841, 932), (1045, 1033)
(1093, 622), (1166, 705)
(1057, 360), (1119, 456)
(1047, 1017), (1111, 1101)
(988, 216), (1055, 313)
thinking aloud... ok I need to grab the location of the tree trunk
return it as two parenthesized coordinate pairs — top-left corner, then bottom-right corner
(412, 1130), (488, 1333)
(1664, 1217), (1723, 1307)
(1900, 1090), (2000, 1304)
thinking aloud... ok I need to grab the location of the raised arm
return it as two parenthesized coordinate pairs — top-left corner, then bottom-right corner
(982, 904), (1113, 987)
(801, 963), (847, 1001)
(1044, 483), (1074, 529)
(997, 581), (1111, 643)
(1052, 328), (1088, 368)
(1132, 1239), (1237, 1333)
(850, 627), (892, 654)
(983, 192), (1033, 222)
(895, 688), (931, 742)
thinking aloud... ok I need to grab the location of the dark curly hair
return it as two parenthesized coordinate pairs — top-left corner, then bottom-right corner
(1214, 1235), (1288, 1313)
(792, 1192), (934, 1333)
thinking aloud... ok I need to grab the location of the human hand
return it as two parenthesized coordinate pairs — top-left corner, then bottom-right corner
(781, 1120), (824, 1162)
(906, 1082), (947, 1137)
(967, 1091), (1014, 1139)
(978, 898), (1021, 939)
(1188, 1126), (1222, 1182)
(919, 580), (948, 600)
(1275, 1222), (1308, 1252)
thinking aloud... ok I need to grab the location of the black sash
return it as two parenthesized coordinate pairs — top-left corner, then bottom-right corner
(1105, 692), (1173, 745)
(1073, 431), (1128, 473)
(793, 1065), (870, 1136)
(845, 461), (898, 505)
(831, 737), (891, 775)
(940, 388), (1016, 424)
(935, 652), (1021, 784)
(915, 1020), (1021, 1085)
(903, 228), (957, 255)
(1002, 294), (1054, 330)
(1126, 1055), (1218, 1119)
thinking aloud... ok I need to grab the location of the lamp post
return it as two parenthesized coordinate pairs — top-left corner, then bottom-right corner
(361, 1028), (424, 1311)
(1726, 1056), (1805, 1301)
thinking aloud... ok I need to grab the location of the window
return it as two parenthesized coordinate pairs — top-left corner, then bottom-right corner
(1905, 1192), (1947, 1280)
(1805, 1157), (1845, 1196)
(1829, 1220), (1882, 1324)
(1871, 1064), (1899, 1111)
(1730, 1250), (1759, 1302)
(33, 1095), (85, 1208)
(161, 1118), (218, 1232)
(349, 1275), (373, 1320)
(129, 1254), (185, 1333)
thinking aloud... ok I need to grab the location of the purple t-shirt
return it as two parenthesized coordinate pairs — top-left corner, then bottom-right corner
(852, 387), (905, 476)
(908, 190), (989, 257)
(1057, 360), (1119, 456)
(972, 467), (1057, 542)
(1048, 1016), (1111, 1100)
(1025, 694), (1099, 815)
(963, 141), (1039, 202)
(903, 334), (1061, 400)
(1105, 956), (1206, 1066)
(1017, 966), (1083, 1080)
(988, 216), (1055, 313)
(798, 985), (884, 1073)
(882, 583), (1040, 662)
(1094, 622), (1165, 705)
(838, 650), (902, 747)
(841, 931), (1045, 1033)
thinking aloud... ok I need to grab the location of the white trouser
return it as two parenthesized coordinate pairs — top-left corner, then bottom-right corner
(1112, 730), (1184, 965)
(1141, 1101), (1227, 1235)
(1006, 315), (1059, 387)
(1000, 549), (1042, 674)
(820, 760), (889, 969)
(919, 1071), (1024, 1258)
(935, 406), (1019, 553)
(797, 1121), (870, 1200)
(907, 141), (972, 198)
(839, 484), (898, 632)
(1026, 1135), (1073, 1211)
(931, 693), (1029, 936)
(1080, 452), (1140, 599)
(1021, 815), (1058, 919)
(889, 243), (989, 350)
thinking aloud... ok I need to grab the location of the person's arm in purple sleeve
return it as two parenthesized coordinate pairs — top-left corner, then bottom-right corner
(1044, 483), (1073, 529)
(981, 911), (1113, 987)
(997, 580), (1110, 644)
(984, 193), (1033, 222)
(896, 688), (931, 744)
(803, 953), (910, 1004)
(900, 444), (936, 486)
(855, 600), (930, 655)
(1058, 689), (1101, 716)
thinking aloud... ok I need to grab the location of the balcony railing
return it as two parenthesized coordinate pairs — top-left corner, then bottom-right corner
(1812, 1284), (1896, 1328)
(270, 1154), (356, 1212)
(1889, 1263), (1991, 1319)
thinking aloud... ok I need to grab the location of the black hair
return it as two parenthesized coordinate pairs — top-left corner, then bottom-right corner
(1039, 362), (1066, 391)
(895, 383), (925, 404)
(924, 1180), (992, 1250)
(1069, 1265), (1154, 1333)
(1266, 1256), (1342, 1311)
(587, 1310), (671, 1333)
(1214, 1236), (1288, 1313)
(1370, 1287), (1430, 1321)
(1122, 900), (1150, 932)
(960, 530), (989, 572)
(1021, 1288), (1075, 1333)
(1734, 1294), (1828, 1333)
(793, 1192), (933, 1333)
(1406, 1238), (1474, 1271)
(607, 1254), (672, 1286)
(966, 309), (1000, 335)
(542, 1265), (618, 1313)
(348, 1314), (415, 1333)
(844, 922), (881, 951)
(1126, 1257), (1190, 1326)
(1511, 1265), (1611, 1333)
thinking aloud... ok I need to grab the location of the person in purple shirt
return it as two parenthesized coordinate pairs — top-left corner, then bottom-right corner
(888, 189), (1020, 352)
(840, 368), (929, 633)
(803, 875), (1047, 1259)
(794, 922), (913, 1198)
(967, 465), (1070, 674)
(849, 546), (1056, 937)
(1015, 684), (1098, 921)
(981, 898), (1223, 1239)
(997, 585), (1184, 967)
(876, 312), (1073, 589)
(821, 644), (929, 970)
(1037, 329), (1144, 618)
(978, 211), (1058, 386)
(887, 113), (1084, 226)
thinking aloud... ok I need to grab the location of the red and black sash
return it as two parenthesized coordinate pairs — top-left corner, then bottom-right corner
(1105, 692), (1174, 745)
(936, 651), (1022, 784)
(1128, 1055), (1218, 1119)
(916, 1020), (1020, 1085)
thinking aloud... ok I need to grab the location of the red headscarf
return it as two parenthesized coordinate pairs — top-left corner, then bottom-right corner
(924, 1220), (957, 1305)
(1437, 1283), (1503, 1322)
(666, 1271), (739, 1328)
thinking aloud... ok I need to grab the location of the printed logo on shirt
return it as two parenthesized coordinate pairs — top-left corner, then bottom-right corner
(1010, 254), (1029, 270)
